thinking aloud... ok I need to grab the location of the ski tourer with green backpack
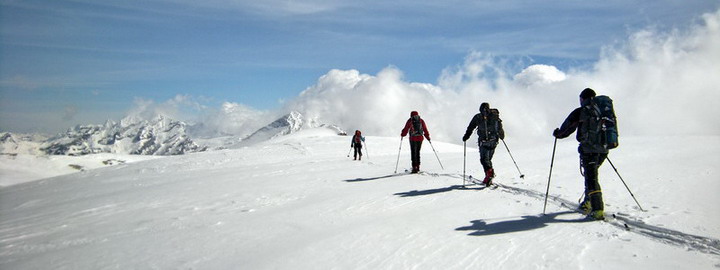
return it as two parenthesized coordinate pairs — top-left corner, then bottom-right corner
(553, 88), (618, 220)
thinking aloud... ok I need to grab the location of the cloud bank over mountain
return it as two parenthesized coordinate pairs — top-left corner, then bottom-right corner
(126, 9), (720, 142)
(280, 9), (720, 141)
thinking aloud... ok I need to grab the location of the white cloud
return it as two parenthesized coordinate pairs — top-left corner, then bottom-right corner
(124, 95), (204, 124)
(513, 65), (567, 86)
(123, 9), (720, 143)
(279, 8), (720, 142)
(194, 102), (274, 138)
(122, 95), (274, 138)
(286, 67), (448, 139)
(573, 9), (720, 136)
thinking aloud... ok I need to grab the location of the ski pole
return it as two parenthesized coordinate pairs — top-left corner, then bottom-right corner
(543, 137), (558, 215)
(347, 147), (352, 158)
(607, 157), (645, 211)
(394, 137), (404, 173)
(463, 141), (467, 187)
(501, 139), (525, 179)
(428, 140), (444, 170)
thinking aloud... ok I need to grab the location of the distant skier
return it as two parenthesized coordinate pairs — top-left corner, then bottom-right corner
(351, 130), (365, 160)
(553, 88), (618, 221)
(462, 102), (505, 186)
(401, 111), (431, 173)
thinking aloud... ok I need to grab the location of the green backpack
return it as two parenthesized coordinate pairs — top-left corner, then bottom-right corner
(579, 95), (619, 153)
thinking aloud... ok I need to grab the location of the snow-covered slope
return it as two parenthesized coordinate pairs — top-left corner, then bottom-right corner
(40, 115), (206, 156)
(0, 153), (160, 188)
(0, 130), (718, 269)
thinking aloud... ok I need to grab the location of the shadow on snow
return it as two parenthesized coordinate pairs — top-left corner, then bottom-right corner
(343, 174), (409, 182)
(394, 185), (485, 197)
(345, 172), (720, 255)
(456, 211), (593, 236)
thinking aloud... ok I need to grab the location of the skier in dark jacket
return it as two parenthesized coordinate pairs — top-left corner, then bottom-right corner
(401, 111), (431, 173)
(350, 130), (365, 160)
(462, 102), (505, 186)
(553, 88), (607, 220)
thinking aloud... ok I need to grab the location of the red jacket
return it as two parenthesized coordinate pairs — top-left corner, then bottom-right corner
(401, 118), (431, 142)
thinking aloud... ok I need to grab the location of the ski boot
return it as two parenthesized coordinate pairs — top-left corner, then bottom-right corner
(579, 199), (591, 215)
(482, 168), (495, 186)
(589, 210), (605, 220)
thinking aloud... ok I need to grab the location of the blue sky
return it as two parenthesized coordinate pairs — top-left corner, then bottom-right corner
(1, 0), (718, 134)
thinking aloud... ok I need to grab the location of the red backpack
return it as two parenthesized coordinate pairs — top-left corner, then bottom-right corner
(354, 130), (362, 144)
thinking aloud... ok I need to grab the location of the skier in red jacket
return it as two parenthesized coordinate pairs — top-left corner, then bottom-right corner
(350, 130), (365, 160)
(401, 111), (431, 173)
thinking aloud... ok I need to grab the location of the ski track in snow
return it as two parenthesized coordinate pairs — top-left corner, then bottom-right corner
(491, 181), (720, 256)
(354, 168), (720, 257)
(404, 171), (720, 257)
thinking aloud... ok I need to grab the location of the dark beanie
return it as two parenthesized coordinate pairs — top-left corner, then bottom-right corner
(579, 88), (596, 100)
(479, 102), (490, 112)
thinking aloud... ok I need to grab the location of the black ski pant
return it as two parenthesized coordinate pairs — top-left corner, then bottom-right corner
(581, 152), (608, 212)
(409, 140), (422, 167)
(478, 140), (498, 172)
(353, 145), (363, 159)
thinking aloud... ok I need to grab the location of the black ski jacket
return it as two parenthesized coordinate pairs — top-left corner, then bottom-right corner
(464, 109), (505, 142)
(555, 104), (610, 154)
(555, 107), (582, 141)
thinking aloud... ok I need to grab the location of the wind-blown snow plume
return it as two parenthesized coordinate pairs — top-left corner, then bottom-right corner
(576, 9), (720, 136)
(285, 68), (446, 139)
(281, 9), (720, 142)
(192, 102), (275, 138)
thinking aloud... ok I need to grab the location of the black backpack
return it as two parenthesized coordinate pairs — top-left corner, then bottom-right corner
(476, 109), (501, 141)
(579, 95), (619, 153)
(410, 116), (424, 137)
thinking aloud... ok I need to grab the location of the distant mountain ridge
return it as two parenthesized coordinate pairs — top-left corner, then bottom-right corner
(0, 132), (47, 155)
(2, 111), (346, 156)
(40, 115), (206, 156)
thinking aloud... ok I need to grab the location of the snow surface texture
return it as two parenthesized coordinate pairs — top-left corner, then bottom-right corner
(1, 129), (719, 269)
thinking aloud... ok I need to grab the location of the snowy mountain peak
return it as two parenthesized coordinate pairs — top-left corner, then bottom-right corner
(286, 111), (304, 131)
(0, 132), (47, 155)
(238, 111), (346, 146)
(0, 132), (16, 145)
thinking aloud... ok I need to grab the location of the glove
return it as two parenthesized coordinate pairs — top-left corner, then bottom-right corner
(462, 134), (470, 141)
(552, 128), (560, 138)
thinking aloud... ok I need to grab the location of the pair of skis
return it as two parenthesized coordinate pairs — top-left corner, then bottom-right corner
(465, 175), (499, 189)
